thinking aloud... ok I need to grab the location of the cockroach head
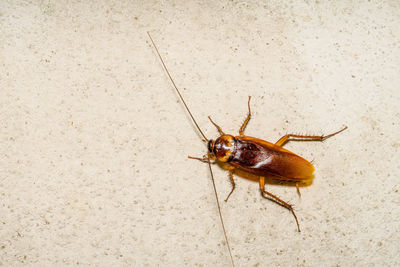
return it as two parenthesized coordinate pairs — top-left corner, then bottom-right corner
(213, 135), (236, 162)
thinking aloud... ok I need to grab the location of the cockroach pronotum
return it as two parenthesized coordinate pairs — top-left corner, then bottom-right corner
(147, 32), (347, 267)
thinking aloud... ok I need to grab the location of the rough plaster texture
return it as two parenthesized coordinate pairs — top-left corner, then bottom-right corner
(1, 1), (399, 266)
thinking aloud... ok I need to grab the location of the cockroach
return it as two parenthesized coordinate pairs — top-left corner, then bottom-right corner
(147, 32), (347, 266)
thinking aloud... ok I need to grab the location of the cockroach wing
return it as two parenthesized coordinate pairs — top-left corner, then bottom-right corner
(230, 136), (315, 181)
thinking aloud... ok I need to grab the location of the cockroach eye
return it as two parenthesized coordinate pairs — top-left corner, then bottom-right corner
(207, 140), (214, 153)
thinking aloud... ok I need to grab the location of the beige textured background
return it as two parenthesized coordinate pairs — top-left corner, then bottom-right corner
(1, 1), (399, 266)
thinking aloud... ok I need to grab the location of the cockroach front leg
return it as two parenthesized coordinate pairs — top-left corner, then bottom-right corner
(259, 176), (301, 232)
(239, 96), (252, 136)
(275, 126), (348, 147)
(208, 116), (225, 135)
(188, 154), (216, 162)
(224, 167), (236, 202)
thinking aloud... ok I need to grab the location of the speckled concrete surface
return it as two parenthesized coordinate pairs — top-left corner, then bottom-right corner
(1, 1), (399, 266)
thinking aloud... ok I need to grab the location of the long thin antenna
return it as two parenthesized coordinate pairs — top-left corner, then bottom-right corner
(147, 31), (208, 142)
(207, 156), (235, 267)
(147, 32), (234, 267)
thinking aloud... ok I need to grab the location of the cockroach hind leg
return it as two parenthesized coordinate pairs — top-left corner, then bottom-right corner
(259, 177), (301, 232)
(275, 125), (348, 147)
(321, 125), (348, 141)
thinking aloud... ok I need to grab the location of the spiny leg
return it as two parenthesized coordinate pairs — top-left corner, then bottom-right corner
(239, 96), (252, 136)
(208, 116), (225, 135)
(224, 167), (236, 202)
(275, 126), (348, 147)
(259, 176), (301, 232)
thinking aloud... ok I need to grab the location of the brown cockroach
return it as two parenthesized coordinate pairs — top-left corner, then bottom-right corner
(147, 32), (347, 266)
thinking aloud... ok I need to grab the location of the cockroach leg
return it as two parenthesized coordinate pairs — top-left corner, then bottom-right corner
(208, 116), (225, 135)
(188, 156), (207, 162)
(322, 126), (348, 140)
(296, 182), (301, 197)
(239, 96), (252, 136)
(188, 154), (216, 162)
(274, 126), (348, 147)
(224, 167), (236, 202)
(259, 176), (301, 232)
